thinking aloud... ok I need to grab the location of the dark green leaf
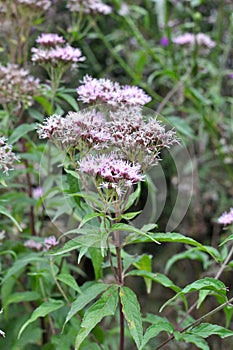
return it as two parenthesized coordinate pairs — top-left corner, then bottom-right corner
(174, 332), (210, 350)
(120, 286), (143, 349)
(190, 323), (233, 338)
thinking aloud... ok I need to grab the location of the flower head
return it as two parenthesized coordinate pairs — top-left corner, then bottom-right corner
(15, 0), (51, 11)
(160, 37), (169, 46)
(36, 33), (65, 47)
(44, 236), (59, 250)
(78, 153), (144, 197)
(37, 110), (110, 152)
(77, 75), (151, 106)
(0, 63), (40, 110)
(24, 239), (43, 251)
(67, 0), (112, 15)
(218, 208), (233, 226)
(0, 137), (19, 175)
(173, 32), (216, 49)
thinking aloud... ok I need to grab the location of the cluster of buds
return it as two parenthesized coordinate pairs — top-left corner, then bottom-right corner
(0, 64), (40, 111)
(67, 0), (112, 15)
(0, 137), (19, 175)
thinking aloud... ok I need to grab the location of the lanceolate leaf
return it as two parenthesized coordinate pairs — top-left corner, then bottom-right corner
(126, 232), (218, 259)
(160, 277), (227, 312)
(64, 283), (110, 326)
(9, 123), (36, 144)
(140, 322), (174, 349)
(18, 299), (64, 338)
(120, 286), (143, 349)
(133, 255), (152, 294)
(75, 285), (118, 349)
(4, 291), (40, 308)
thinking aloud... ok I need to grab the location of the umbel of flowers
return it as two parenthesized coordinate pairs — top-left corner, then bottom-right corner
(0, 63), (40, 113)
(37, 79), (178, 206)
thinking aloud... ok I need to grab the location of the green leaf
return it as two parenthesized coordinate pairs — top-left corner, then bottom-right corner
(174, 332), (210, 350)
(120, 286), (143, 349)
(89, 247), (104, 281)
(0, 205), (22, 231)
(9, 123), (36, 144)
(190, 323), (233, 338)
(75, 285), (118, 349)
(124, 182), (141, 211)
(18, 299), (64, 338)
(64, 283), (110, 326)
(140, 321), (174, 350)
(4, 291), (40, 308)
(133, 255), (152, 294)
(111, 223), (160, 245)
(57, 273), (82, 293)
(160, 278), (227, 312)
(126, 270), (181, 293)
(219, 234), (233, 247)
(1, 253), (44, 283)
(165, 249), (210, 273)
(119, 211), (142, 220)
(167, 116), (196, 139)
(126, 232), (217, 259)
(79, 212), (104, 228)
(57, 92), (79, 111)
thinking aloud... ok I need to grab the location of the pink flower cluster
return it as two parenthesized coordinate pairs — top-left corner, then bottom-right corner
(218, 208), (233, 226)
(173, 32), (216, 49)
(36, 33), (65, 47)
(77, 75), (152, 106)
(15, 0), (51, 11)
(0, 137), (19, 175)
(0, 63), (40, 109)
(24, 235), (59, 251)
(31, 33), (85, 67)
(78, 153), (144, 196)
(67, 0), (112, 15)
(37, 110), (110, 151)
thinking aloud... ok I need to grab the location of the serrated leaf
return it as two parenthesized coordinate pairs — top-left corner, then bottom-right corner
(133, 255), (152, 294)
(174, 332), (210, 350)
(64, 283), (109, 326)
(120, 286), (143, 349)
(18, 299), (64, 338)
(0, 205), (22, 231)
(9, 123), (36, 144)
(57, 273), (82, 293)
(190, 323), (233, 338)
(75, 285), (118, 349)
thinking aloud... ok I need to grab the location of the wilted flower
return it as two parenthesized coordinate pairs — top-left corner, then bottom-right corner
(0, 137), (19, 175)
(0, 64), (40, 110)
(173, 32), (216, 49)
(77, 75), (151, 106)
(67, 0), (112, 15)
(218, 208), (233, 226)
(78, 153), (144, 197)
(44, 236), (59, 250)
